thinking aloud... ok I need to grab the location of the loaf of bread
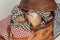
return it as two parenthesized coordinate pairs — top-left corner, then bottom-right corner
(26, 12), (41, 28)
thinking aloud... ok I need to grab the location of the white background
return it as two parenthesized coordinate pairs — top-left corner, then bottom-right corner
(0, 0), (20, 20)
(0, 0), (60, 40)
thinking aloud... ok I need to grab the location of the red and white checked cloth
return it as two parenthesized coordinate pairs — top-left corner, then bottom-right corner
(0, 15), (33, 40)
(0, 15), (11, 40)
(10, 26), (33, 38)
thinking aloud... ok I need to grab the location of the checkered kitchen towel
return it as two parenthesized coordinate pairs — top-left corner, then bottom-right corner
(0, 15), (33, 40)
(0, 15), (11, 40)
